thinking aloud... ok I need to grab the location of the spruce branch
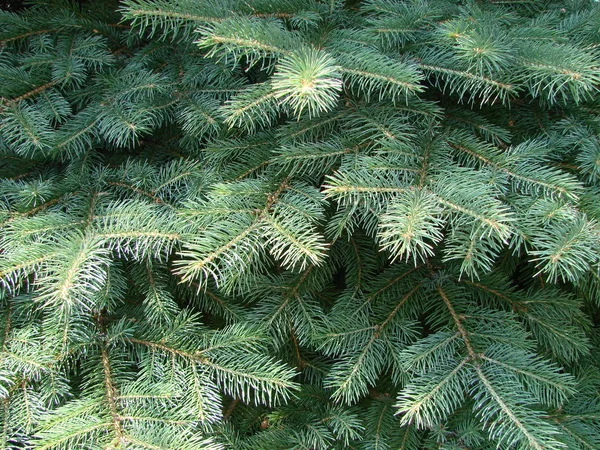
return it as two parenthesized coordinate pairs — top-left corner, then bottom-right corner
(1, 1), (600, 447)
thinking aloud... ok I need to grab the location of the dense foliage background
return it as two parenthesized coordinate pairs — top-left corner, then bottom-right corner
(1, 0), (600, 448)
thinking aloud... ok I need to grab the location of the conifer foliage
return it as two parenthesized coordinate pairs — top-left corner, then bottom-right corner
(1, 0), (600, 448)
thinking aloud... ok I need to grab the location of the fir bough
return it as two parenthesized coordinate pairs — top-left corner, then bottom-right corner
(1, 0), (599, 448)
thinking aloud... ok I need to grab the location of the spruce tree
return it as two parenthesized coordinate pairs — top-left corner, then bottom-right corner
(1, 0), (600, 448)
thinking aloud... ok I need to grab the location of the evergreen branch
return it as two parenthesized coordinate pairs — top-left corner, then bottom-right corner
(435, 283), (477, 358)
(176, 178), (297, 288)
(349, 237), (364, 292)
(397, 357), (471, 428)
(373, 400), (391, 450)
(447, 138), (582, 200)
(128, 338), (208, 363)
(0, 28), (62, 45)
(272, 48), (342, 119)
(335, 49), (424, 101)
(473, 367), (550, 450)
(553, 421), (597, 450)
(202, 289), (244, 322)
(444, 110), (511, 145)
(339, 67), (420, 94)
(440, 200), (504, 235)
(367, 266), (422, 302)
(480, 352), (575, 407)
(327, 284), (421, 404)
(235, 161), (270, 180)
(100, 344), (124, 443)
(418, 62), (517, 104)
(325, 185), (406, 195)
(418, 69), (512, 91)
(196, 17), (297, 67)
(2, 351), (51, 372)
(201, 359), (294, 390)
(435, 279), (566, 449)
(106, 182), (168, 205)
(175, 220), (261, 285)
(377, 284), (422, 331)
(221, 85), (280, 132)
(400, 331), (461, 374)
(525, 315), (589, 358)
(344, 265), (424, 319)
(94, 201), (186, 260)
(128, 337), (297, 405)
(53, 116), (101, 158)
(325, 331), (384, 404)
(35, 236), (110, 312)
(35, 421), (113, 450)
(124, 7), (225, 25)
(263, 213), (327, 270)
(0, 251), (57, 291)
(1, 79), (64, 110)
(120, 436), (163, 450)
(378, 189), (445, 264)
(430, 179), (514, 241)
(264, 266), (314, 329)
(204, 35), (292, 57)
(123, 0), (300, 32)
(10, 198), (63, 219)
(280, 112), (345, 142)
(462, 279), (522, 311)
(529, 216), (599, 283)
(97, 231), (181, 240)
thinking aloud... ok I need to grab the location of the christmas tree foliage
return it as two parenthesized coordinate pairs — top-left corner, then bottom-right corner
(1, 0), (600, 448)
